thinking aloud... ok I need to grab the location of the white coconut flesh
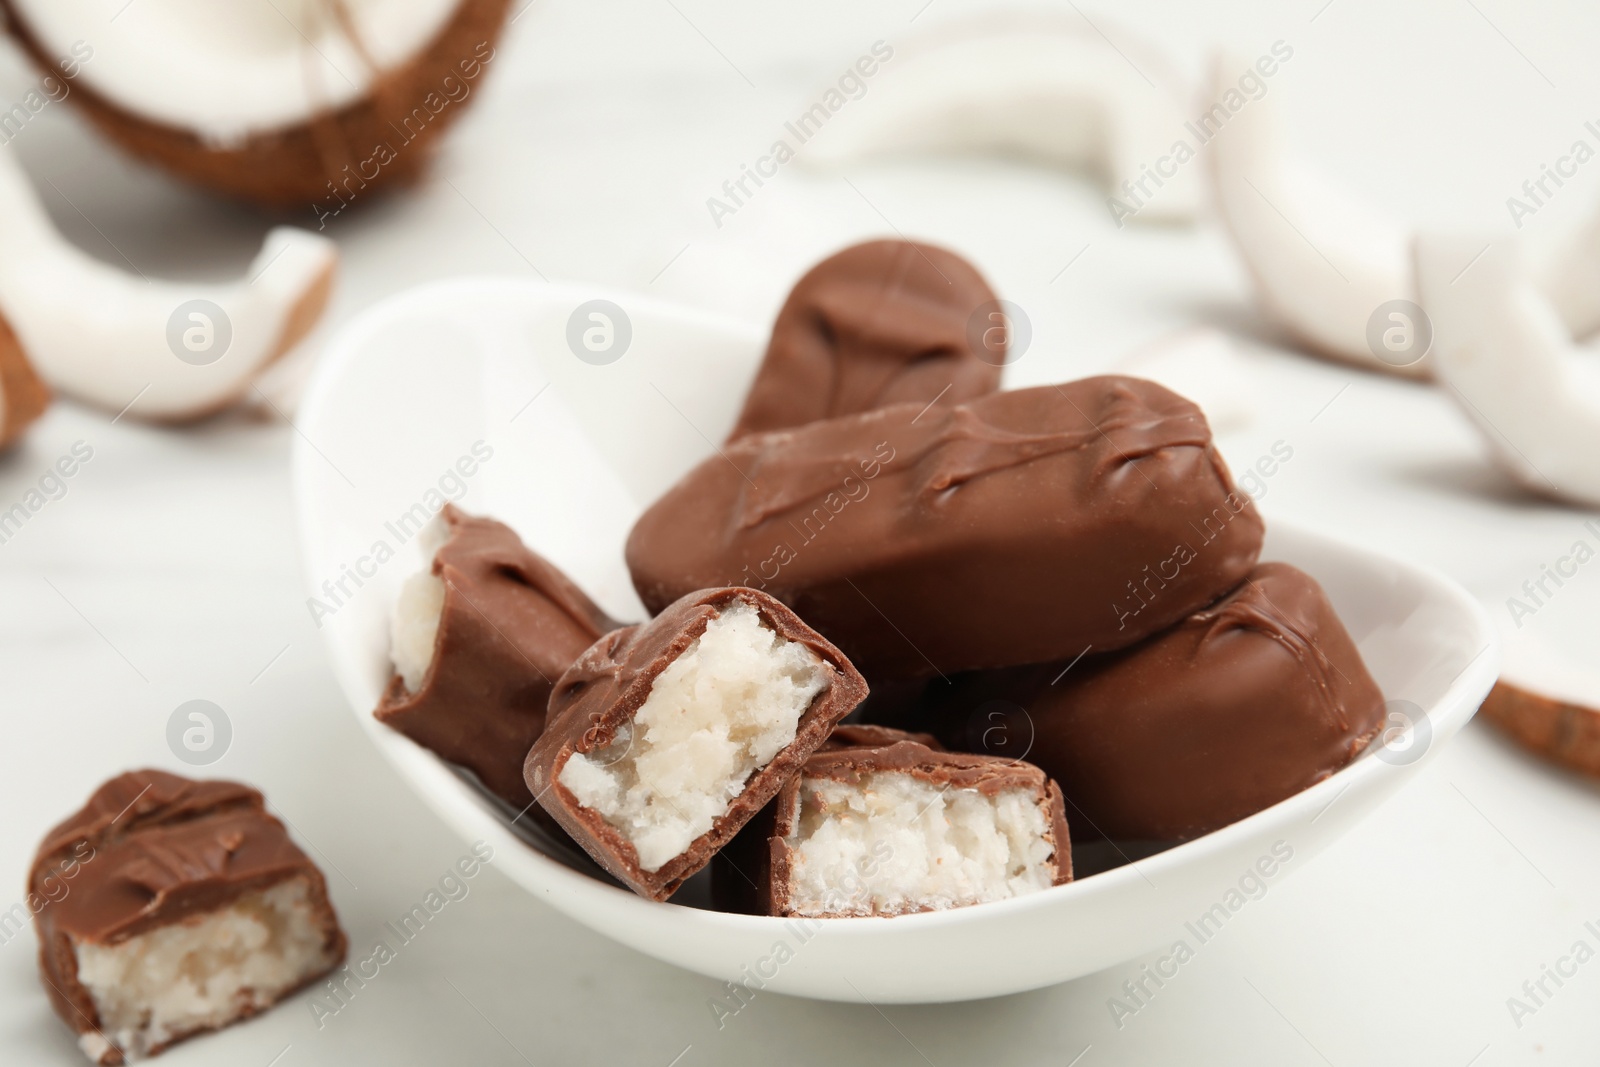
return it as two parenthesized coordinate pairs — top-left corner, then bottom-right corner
(391, 569), (446, 692)
(388, 516), (453, 692)
(558, 599), (830, 873)
(13, 0), (464, 143)
(1205, 54), (1417, 374)
(1417, 233), (1600, 509)
(0, 146), (337, 421)
(804, 23), (1200, 223)
(1498, 629), (1600, 710)
(72, 877), (338, 1064)
(784, 772), (1057, 917)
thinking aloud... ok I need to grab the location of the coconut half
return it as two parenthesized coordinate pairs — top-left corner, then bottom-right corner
(801, 14), (1202, 224)
(0, 146), (337, 422)
(1416, 233), (1600, 509)
(1, 0), (511, 210)
(1204, 54), (1422, 378)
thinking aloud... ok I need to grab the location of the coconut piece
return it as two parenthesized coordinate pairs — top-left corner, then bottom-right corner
(1, 0), (510, 209)
(802, 14), (1200, 223)
(1205, 54), (1424, 378)
(1480, 631), (1600, 778)
(715, 726), (1070, 917)
(375, 505), (622, 808)
(31, 770), (346, 1065)
(1416, 233), (1600, 508)
(525, 587), (868, 901)
(0, 310), (50, 449)
(1539, 197), (1600, 340)
(0, 146), (336, 422)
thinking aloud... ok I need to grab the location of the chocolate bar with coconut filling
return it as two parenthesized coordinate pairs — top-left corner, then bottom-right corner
(629, 377), (1265, 678)
(715, 726), (1070, 917)
(727, 239), (1004, 440)
(376, 504), (622, 808)
(917, 563), (1387, 842)
(524, 587), (868, 901)
(31, 770), (346, 1065)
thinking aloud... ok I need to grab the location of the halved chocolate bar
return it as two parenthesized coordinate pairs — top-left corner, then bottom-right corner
(31, 770), (346, 1065)
(376, 504), (621, 807)
(524, 587), (868, 900)
(717, 727), (1071, 917)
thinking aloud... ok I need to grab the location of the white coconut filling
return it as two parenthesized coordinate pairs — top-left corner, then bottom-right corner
(558, 600), (829, 873)
(391, 570), (446, 693)
(786, 773), (1056, 916)
(73, 878), (336, 1061)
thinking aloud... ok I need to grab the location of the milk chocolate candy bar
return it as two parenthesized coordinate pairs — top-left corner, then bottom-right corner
(921, 563), (1386, 842)
(727, 239), (1003, 441)
(628, 376), (1265, 678)
(31, 770), (346, 1065)
(524, 587), (868, 900)
(716, 726), (1070, 917)
(377, 505), (621, 808)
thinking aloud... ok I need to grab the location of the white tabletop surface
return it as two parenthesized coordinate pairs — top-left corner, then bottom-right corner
(3, 1), (1600, 1064)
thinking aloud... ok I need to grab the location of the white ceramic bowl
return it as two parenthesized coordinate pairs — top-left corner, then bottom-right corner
(293, 277), (1499, 1004)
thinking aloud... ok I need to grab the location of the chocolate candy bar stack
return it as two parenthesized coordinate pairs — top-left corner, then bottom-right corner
(367, 238), (1384, 916)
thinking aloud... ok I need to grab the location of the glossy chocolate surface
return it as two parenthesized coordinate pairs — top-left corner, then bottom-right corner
(728, 239), (1003, 441)
(918, 563), (1387, 841)
(629, 377), (1265, 678)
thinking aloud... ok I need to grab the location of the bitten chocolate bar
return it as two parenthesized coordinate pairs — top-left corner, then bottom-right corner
(716, 726), (1070, 917)
(31, 770), (346, 1065)
(919, 563), (1387, 842)
(629, 377), (1265, 678)
(377, 505), (621, 807)
(727, 239), (1003, 441)
(524, 587), (868, 901)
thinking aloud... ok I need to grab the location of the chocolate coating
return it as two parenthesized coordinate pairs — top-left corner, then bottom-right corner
(715, 727), (1071, 917)
(30, 770), (346, 1061)
(375, 505), (621, 808)
(728, 239), (1004, 440)
(919, 563), (1387, 842)
(629, 377), (1265, 678)
(524, 587), (869, 901)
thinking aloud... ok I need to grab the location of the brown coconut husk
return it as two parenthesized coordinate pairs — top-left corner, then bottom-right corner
(160, 253), (339, 425)
(0, 0), (512, 212)
(0, 312), (49, 448)
(1480, 678), (1600, 780)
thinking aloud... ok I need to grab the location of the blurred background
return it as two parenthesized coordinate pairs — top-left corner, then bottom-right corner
(2, 0), (1598, 1063)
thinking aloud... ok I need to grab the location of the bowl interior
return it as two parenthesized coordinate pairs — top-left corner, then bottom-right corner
(294, 277), (1498, 1002)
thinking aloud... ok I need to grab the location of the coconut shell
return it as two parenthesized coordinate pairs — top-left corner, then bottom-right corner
(0, 311), (49, 449)
(1479, 678), (1600, 779)
(1, 0), (512, 211)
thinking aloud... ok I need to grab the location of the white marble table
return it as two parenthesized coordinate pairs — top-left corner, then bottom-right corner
(2, 1), (1598, 1063)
